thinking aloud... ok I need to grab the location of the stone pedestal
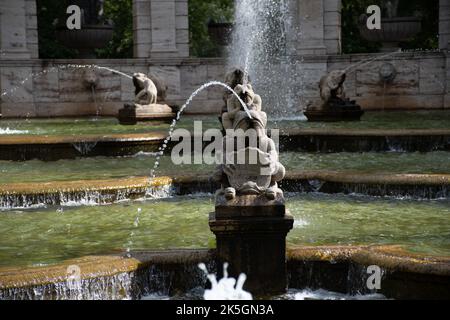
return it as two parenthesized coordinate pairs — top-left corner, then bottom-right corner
(209, 194), (294, 295)
(118, 103), (175, 125)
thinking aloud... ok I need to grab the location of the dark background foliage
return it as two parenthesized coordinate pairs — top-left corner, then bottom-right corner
(342, 0), (439, 53)
(36, 0), (439, 58)
(37, 0), (132, 59)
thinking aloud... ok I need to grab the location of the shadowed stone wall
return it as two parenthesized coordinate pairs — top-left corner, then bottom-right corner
(0, 58), (227, 117)
(296, 0), (342, 55)
(0, 0), (449, 117)
(133, 0), (189, 59)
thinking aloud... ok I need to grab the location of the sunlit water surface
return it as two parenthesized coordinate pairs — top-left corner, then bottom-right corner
(0, 194), (448, 268)
(0, 151), (449, 184)
(0, 111), (449, 136)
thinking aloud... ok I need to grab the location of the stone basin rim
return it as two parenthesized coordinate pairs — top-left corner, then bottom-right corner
(0, 245), (449, 291)
(1, 171), (450, 196)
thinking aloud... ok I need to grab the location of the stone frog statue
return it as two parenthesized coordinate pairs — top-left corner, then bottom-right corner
(319, 69), (346, 108)
(133, 72), (158, 106)
(308, 69), (347, 111)
(221, 83), (262, 130)
(214, 85), (285, 201)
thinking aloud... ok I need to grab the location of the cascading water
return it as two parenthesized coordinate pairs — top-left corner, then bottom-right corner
(149, 81), (252, 179)
(228, 0), (300, 117)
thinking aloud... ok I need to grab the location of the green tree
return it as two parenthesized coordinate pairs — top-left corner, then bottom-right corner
(189, 0), (234, 57)
(96, 0), (133, 58)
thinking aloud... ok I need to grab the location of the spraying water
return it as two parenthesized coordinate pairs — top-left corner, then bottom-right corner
(228, 0), (299, 117)
(149, 81), (252, 179)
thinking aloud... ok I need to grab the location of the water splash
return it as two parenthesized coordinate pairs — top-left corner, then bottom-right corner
(125, 207), (143, 257)
(198, 262), (253, 300)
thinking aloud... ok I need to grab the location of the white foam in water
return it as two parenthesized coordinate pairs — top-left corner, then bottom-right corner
(271, 114), (308, 122)
(285, 288), (387, 300)
(0, 128), (29, 135)
(198, 262), (253, 300)
(293, 218), (309, 228)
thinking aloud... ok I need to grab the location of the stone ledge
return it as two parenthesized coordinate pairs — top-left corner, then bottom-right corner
(1, 170), (449, 208)
(1, 245), (448, 299)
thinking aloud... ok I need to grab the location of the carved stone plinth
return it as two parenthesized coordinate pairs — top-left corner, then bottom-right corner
(118, 103), (175, 125)
(209, 194), (294, 295)
(305, 103), (364, 122)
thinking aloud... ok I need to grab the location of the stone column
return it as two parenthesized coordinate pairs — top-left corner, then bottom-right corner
(133, 0), (189, 59)
(210, 195), (294, 295)
(0, 0), (38, 59)
(440, 0), (450, 51)
(444, 1), (450, 108)
(445, 52), (450, 108)
(296, 0), (341, 55)
(323, 0), (342, 55)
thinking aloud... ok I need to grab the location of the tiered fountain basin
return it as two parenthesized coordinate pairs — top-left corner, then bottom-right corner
(0, 110), (448, 299)
(0, 111), (449, 160)
(0, 129), (449, 160)
(0, 194), (449, 266)
(3, 171), (449, 209)
(1, 148), (449, 207)
(1, 245), (449, 300)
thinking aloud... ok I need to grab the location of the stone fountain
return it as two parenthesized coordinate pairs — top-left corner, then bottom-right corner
(304, 70), (364, 122)
(209, 74), (294, 295)
(118, 73), (175, 125)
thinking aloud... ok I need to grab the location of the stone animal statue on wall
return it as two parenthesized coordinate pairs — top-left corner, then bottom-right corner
(133, 72), (158, 106)
(313, 69), (347, 111)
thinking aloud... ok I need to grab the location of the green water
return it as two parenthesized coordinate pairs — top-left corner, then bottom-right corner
(1, 111), (449, 136)
(0, 151), (449, 184)
(0, 194), (448, 268)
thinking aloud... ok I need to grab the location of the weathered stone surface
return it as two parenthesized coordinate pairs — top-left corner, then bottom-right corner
(0, 66), (34, 105)
(0, 51), (447, 117)
(59, 69), (121, 103)
(215, 193), (285, 219)
(149, 66), (181, 101)
(210, 212), (294, 295)
(133, 0), (189, 58)
(419, 57), (446, 94)
(0, 0), (32, 59)
(356, 60), (420, 96)
(32, 66), (60, 102)
(439, 1), (450, 50)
